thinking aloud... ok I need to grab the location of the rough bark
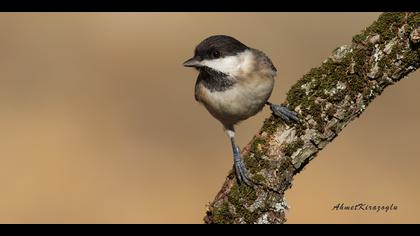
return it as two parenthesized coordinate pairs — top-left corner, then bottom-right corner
(204, 12), (420, 224)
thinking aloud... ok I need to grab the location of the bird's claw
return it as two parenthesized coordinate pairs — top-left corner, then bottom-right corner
(269, 103), (299, 124)
(232, 145), (254, 186)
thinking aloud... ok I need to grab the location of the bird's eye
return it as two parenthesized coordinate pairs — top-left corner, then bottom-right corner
(212, 50), (221, 58)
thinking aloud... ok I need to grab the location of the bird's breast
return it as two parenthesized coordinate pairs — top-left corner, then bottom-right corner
(195, 74), (274, 126)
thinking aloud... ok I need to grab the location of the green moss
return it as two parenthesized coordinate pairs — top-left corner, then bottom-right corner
(352, 12), (405, 45)
(252, 174), (265, 183)
(378, 43), (400, 72)
(304, 99), (326, 132)
(242, 209), (262, 223)
(352, 33), (367, 44)
(352, 48), (369, 75)
(407, 13), (420, 28)
(295, 123), (306, 136)
(213, 177), (269, 223)
(226, 184), (261, 223)
(326, 105), (337, 118)
(249, 137), (265, 156)
(347, 75), (369, 96)
(402, 48), (420, 66)
(282, 138), (304, 157)
(244, 153), (270, 175)
(261, 116), (280, 135)
(212, 202), (234, 224)
(286, 51), (355, 133)
(228, 185), (257, 205)
(326, 88), (346, 103)
(370, 13), (405, 42)
(287, 81), (310, 109)
(286, 65), (336, 108)
(242, 136), (271, 175)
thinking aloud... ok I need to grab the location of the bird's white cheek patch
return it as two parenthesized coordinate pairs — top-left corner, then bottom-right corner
(199, 50), (254, 76)
(200, 57), (240, 75)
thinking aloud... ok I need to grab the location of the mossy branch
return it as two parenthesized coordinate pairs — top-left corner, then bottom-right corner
(204, 12), (420, 224)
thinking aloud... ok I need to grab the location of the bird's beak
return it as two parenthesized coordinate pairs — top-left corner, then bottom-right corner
(183, 57), (202, 68)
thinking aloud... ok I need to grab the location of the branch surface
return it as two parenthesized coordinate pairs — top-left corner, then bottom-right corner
(204, 12), (420, 224)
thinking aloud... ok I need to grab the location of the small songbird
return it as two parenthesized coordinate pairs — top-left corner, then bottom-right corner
(183, 35), (298, 185)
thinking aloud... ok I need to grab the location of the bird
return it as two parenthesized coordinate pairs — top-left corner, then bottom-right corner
(183, 35), (298, 186)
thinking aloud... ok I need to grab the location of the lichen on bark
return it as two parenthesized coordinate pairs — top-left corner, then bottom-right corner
(204, 12), (420, 224)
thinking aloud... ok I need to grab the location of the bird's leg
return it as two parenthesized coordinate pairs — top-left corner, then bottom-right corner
(225, 129), (254, 186)
(266, 101), (299, 124)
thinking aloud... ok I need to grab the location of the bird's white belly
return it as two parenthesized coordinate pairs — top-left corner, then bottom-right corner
(198, 77), (274, 125)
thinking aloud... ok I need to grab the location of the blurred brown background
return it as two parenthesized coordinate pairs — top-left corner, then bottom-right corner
(0, 13), (418, 223)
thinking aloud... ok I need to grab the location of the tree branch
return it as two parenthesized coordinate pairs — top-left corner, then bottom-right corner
(204, 12), (420, 224)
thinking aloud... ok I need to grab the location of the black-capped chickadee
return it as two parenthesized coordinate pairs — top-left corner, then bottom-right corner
(183, 35), (298, 186)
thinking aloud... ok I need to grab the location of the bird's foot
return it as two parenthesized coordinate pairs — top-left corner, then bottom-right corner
(232, 145), (254, 186)
(267, 103), (299, 124)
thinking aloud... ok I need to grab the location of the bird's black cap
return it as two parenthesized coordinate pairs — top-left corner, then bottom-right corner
(183, 35), (249, 68)
(195, 35), (249, 60)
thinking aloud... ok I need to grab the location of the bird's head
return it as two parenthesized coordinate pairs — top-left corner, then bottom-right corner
(183, 35), (252, 76)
